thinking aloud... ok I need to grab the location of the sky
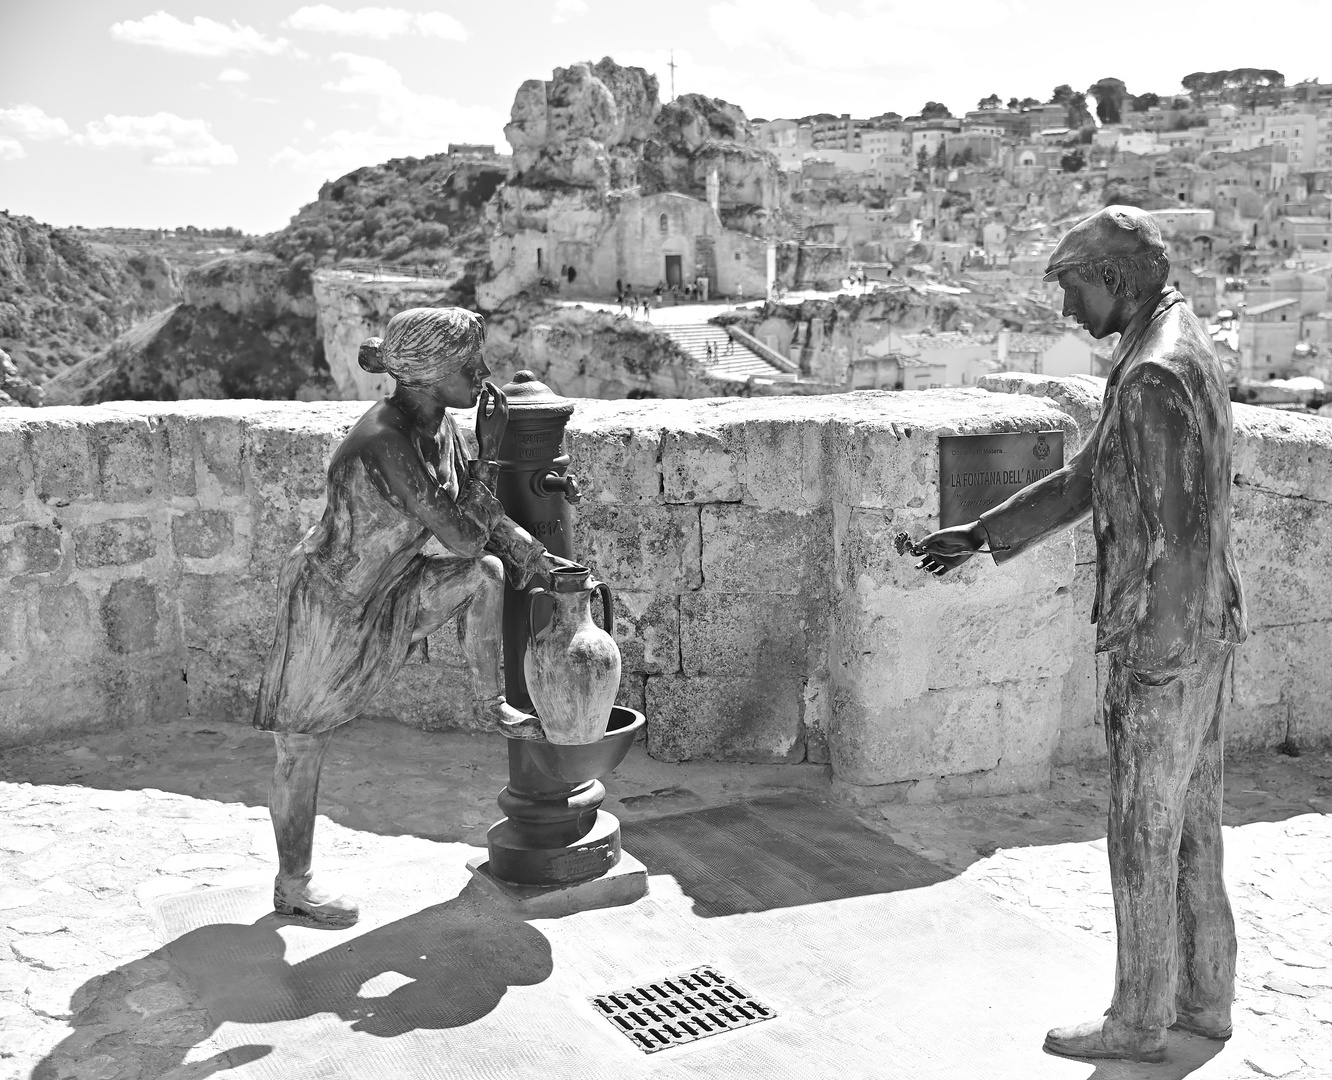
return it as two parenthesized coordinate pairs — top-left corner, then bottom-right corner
(0, 0), (1327, 235)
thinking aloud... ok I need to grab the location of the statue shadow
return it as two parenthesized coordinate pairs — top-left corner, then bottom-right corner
(1055, 1031), (1225, 1078)
(621, 794), (953, 918)
(31, 880), (552, 1079)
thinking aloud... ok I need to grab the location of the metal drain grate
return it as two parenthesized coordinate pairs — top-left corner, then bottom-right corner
(590, 966), (775, 1053)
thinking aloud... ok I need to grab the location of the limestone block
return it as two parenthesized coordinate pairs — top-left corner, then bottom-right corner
(564, 415), (662, 504)
(196, 413), (247, 496)
(661, 424), (741, 504)
(645, 673), (805, 763)
(679, 592), (825, 678)
(829, 677), (1064, 786)
(976, 372), (1104, 446)
(1231, 622), (1332, 749)
(372, 651), (479, 733)
(73, 519), (155, 568)
(178, 573), (275, 658)
(171, 510), (234, 560)
(25, 416), (94, 503)
(0, 676), (110, 746)
(37, 584), (99, 654)
(699, 505), (832, 597)
(243, 407), (357, 505)
(184, 649), (260, 725)
(730, 415), (833, 512)
(571, 503), (701, 591)
(1232, 406), (1332, 503)
(0, 425), (29, 509)
(101, 579), (159, 655)
(1231, 488), (1332, 628)
(98, 664), (187, 727)
(2, 524), (62, 575)
(609, 589), (679, 675)
(87, 414), (163, 501)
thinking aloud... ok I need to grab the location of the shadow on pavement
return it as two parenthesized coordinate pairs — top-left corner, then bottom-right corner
(31, 880), (552, 1079)
(1073, 1035), (1224, 1079)
(623, 793), (951, 917)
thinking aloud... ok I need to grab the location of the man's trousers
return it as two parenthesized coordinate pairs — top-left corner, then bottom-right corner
(1103, 641), (1237, 1032)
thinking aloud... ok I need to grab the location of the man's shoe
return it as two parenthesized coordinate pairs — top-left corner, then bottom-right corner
(1044, 1017), (1167, 1063)
(274, 874), (359, 928)
(1171, 1008), (1232, 1041)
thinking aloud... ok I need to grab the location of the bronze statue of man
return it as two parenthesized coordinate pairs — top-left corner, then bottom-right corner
(916, 206), (1247, 1062)
(254, 307), (568, 929)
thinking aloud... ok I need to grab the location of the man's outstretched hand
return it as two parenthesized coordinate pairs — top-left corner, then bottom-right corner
(914, 521), (986, 576)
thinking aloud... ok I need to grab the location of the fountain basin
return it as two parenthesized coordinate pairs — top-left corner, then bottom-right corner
(524, 706), (644, 785)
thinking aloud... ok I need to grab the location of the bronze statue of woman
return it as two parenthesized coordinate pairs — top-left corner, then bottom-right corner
(254, 306), (565, 928)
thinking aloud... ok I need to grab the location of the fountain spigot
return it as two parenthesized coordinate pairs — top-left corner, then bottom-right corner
(536, 470), (582, 504)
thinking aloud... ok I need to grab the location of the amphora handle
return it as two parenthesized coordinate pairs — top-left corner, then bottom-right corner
(591, 581), (614, 635)
(527, 587), (548, 645)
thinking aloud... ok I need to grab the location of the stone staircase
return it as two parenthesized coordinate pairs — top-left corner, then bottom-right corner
(658, 322), (797, 383)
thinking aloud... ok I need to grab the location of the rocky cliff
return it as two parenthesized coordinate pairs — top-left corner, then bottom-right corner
(0, 212), (181, 386)
(499, 59), (781, 208)
(311, 269), (728, 401)
(42, 253), (333, 405)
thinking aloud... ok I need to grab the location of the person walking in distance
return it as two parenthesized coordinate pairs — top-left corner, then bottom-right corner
(913, 207), (1246, 1063)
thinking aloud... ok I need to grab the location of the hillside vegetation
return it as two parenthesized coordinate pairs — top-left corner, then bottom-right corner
(0, 212), (181, 383)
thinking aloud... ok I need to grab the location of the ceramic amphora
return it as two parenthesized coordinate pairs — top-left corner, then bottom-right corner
(524, 566), (622, 745)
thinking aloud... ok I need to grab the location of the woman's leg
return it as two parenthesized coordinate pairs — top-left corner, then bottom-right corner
(270, 729), (359, 927)
(413, 554), (542, 738)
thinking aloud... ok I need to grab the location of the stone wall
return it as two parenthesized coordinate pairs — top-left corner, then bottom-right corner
(3, 384), (1330, 801)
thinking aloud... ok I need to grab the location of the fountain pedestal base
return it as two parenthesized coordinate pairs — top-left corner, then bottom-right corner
(467, 848), (648, 918)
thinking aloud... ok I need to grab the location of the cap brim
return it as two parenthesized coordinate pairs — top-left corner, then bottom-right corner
(1042, 265), (1067, 282)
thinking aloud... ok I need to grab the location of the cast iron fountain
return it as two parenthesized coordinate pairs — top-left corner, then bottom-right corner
(468, 371), (648, 912)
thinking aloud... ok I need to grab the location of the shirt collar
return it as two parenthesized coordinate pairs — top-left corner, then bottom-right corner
(1108, 287), (1184, 378)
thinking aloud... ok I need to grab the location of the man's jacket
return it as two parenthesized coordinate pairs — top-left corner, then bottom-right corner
(979, 288), (1247, 673)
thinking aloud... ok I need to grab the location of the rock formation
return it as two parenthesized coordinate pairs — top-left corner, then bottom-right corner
(0, 348), (44, 407)
(0, 211), (181, 385)
(43, 253), (333, 405)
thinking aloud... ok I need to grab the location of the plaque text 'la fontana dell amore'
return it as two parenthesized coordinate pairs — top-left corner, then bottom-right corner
(938, 430), (1065, 528)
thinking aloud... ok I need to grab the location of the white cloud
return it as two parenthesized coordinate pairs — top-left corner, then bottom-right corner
(75, 113), (239, 170)
(283, 6), (466, 41)
(110, 12), (298, 57)
(0, 136), (25, 161)
(270, 53), (501, 173)
(218, 68), (251, 83)
(0, 103), (73, 141)
(553, 0), (589, 22)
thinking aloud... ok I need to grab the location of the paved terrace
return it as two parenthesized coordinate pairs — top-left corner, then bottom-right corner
(2, 723), (1331, 1079)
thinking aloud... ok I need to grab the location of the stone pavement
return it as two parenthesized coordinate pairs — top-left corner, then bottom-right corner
(1, 718), (1330, 1079)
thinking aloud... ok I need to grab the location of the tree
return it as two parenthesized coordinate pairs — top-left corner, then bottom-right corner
(1050, 84), (1076, 106)
(1017, 96), (1040, 111)
(1061, 148), (1086, 173)
(1062, 90), (1092, 128)
(1130, 91), (1161, 112)
(1007, 97), (1020, 110)
(920, 101), (953, 120)
(916, 144), (930, 172)
(977, 93), (1002, 110)
(934, 142), (948, 169)
(1088, 77), (1128, 124)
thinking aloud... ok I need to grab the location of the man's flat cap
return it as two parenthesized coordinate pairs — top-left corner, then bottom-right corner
(1043, 205), (1166, 281)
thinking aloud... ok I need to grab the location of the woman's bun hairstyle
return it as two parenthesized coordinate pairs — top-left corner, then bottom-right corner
(358, 336), (387, 374)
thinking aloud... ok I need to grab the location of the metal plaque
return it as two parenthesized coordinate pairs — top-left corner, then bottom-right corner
(938, 430), (1064, 528)
(590, 966), (775, 1053)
